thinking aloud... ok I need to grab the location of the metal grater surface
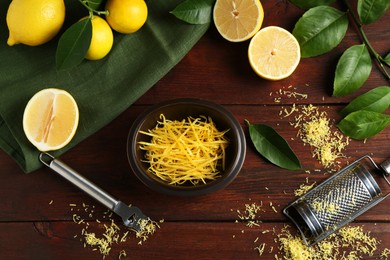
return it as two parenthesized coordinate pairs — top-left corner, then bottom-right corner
(303, 165), (373, 230)
(284, 155), (390, 245)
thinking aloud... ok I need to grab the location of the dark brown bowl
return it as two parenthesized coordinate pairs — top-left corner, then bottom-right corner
(127, 98), (246, 196)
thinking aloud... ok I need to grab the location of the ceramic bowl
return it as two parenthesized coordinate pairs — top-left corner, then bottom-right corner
(127, 98), (246, 196)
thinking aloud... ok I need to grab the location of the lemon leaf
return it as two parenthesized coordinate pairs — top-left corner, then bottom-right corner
(292, 6), (348, 58)
(340, 86), (390, 117)
(170, 0), (214, 24)
(358, 0), (390, 24)
(246, 120), (301, 170)
(337, 111), (390, 140)
(83, 0), (105, 10)
(333, 44), (372, 97)
(56, 18), (92, 70)
(384, 52), (390, 66)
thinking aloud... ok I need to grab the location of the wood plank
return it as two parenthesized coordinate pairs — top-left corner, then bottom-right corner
(0, 222), (388, 259)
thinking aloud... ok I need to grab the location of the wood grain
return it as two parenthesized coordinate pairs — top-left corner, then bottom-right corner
(0, 0), (389, 259)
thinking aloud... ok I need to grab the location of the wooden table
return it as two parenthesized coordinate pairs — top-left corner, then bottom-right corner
(1, 1), (389, 259)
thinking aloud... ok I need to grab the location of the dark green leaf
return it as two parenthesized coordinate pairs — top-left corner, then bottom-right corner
(289, 0), (336, 10)
(292, 6), (348, 58)
(384, 52), (390, 66)
(333, 44), (372, 97)
(170, 0), (215, 24)
(85, 0), (104, 10)
(56, 18), (92, 70)
(340, 86), (390, 116)
(358, 0), (390, 24)
(246, 120), (301, 170)
(337, 111), (390, 139)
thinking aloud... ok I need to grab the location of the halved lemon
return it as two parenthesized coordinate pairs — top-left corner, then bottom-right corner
(248, 26), (301, 80)
(213, 0), (264, 42)
(23, 88), (79, 151)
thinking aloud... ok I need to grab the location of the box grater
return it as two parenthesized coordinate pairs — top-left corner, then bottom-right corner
(284, 155), (390, 245)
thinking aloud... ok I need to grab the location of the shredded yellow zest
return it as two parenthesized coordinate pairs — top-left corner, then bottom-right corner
(381, 248), (390, 259)
(255, 242), (266, 256)
(287, 104), (349, 168)
(71, 204), (161, 258)
(139, 114), (229, 185)
(82, 220), (120, 258)
(135, 218), (161, 245)
(311, 199), (339, 214)
(294, 182), (316, 197)
(276, 225), (380, 260)
(235, 202), (264, 229)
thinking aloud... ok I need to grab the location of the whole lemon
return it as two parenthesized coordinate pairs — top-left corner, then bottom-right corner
(6, 0), (65, 46)
(105, 0), (148, 34)
(85, 16), (114, 61)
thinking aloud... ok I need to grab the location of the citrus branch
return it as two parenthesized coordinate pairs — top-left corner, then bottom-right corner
(78, 0), (109, 16)
(341, 0), (390, 80)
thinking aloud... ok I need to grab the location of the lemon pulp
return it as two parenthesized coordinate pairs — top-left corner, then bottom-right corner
(248, 26), (301, 80)
(213, 0), (264, 42)
(23, 88), (79, 151)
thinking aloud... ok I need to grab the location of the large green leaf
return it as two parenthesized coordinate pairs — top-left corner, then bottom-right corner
(340, 86), (390, 116)
(246, 121), (301, 170)
(292, 6), (349, 58)
(0, 0), (209, 173)
(333, 44), (372, 97)
(289, 0), (336, 10)
(337, 111), (390, 139)
(56, 18), (92, 70)
(358, 0), (390, 24)
(170, 0), (215, 24)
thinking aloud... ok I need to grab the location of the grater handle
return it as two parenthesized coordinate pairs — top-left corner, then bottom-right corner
(379, 158), (390, 177)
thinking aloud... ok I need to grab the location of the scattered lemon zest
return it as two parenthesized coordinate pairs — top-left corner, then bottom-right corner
(276, 225), (380, 259)
(70, 203), (160, 258)
(294, 181), (316, 197)
(381, 248), (390, 259)
(255, 242), (266, 256)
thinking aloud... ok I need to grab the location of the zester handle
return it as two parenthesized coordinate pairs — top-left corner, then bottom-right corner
(39, 153), (118, 210)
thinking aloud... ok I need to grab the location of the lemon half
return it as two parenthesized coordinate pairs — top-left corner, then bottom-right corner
(213, 0), (264, 42)
(23, 88), (79, 152)
(248, 26), (301, 80)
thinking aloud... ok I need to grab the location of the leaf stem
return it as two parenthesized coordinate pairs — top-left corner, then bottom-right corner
(341, 0), (390, 80)
(78, 0), (109, 16)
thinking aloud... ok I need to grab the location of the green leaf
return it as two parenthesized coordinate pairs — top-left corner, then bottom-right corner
(358, 0), (390, 24)
(384, 52), (390, 66)
(337, 111), (390, 139)
(56, 18), (92, 70)
(289, 0), (336, 10)
(84, 0), (105, 10)
(340, 86), (390, 116)
(170, 0), (215, 24)
(246, 120), (301, 170)
(79, 0), (103, 10)
(333, 44), (372, 97)
(292, 6), (349, 58)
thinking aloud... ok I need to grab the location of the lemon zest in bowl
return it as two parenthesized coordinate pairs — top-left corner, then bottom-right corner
(138, 114), (229, 185)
